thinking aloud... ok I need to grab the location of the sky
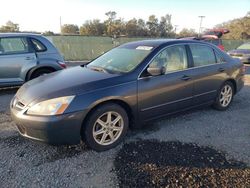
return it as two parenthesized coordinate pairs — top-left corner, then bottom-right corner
(0, 0), (249, 33)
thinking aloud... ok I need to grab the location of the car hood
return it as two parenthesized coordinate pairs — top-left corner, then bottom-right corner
(16, 66), (121, 105)
(228, 49), (250, 55)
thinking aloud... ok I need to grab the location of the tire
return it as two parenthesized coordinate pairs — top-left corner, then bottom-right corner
(29, 68), (54, 80)
(213, 81), (234, 111)
(82, 103), (129, 152)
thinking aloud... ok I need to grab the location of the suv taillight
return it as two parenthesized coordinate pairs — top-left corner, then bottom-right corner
(218, 44), (225, 51)
(57, 61), (66, 69)
(241, 65), (246, 74)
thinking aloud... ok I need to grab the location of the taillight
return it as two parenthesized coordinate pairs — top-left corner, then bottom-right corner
(218, 45), (224, 51)
(241, 65), (246, 74)
(57, 61), (67, 69)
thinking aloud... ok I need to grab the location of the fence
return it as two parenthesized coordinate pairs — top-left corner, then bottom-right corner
(49, 36), (247, 61)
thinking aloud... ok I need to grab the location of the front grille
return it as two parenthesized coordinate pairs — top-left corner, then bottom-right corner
(16, 101), (25, 109)
(13, 97), (26, 110)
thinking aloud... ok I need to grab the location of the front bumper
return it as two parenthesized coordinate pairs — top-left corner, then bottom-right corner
(11, 107), (86, 145)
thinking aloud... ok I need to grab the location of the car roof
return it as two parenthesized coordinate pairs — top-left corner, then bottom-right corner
(120, 39), (213, 49)
(121, 39), (175, 47)
(0, 32), (42, 38)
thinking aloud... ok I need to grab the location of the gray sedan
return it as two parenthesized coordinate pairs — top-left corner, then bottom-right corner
(228, 42), (250, 64)
(0, 33), (65, 87)
(11, 39), (245, 151)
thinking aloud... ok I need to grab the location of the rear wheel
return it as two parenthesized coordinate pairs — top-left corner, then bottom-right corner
(213, 81), (234, 110)
(82, 103), (129, 151)
(29, 68), (54, 80)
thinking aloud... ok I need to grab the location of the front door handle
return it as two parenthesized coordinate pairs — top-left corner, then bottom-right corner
(25, 57), (34, 60)
(218, 68), (225, 72)
(181, 75), (191, 81)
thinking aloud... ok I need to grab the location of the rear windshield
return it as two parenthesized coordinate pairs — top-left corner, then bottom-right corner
(203, 39), (221, 46)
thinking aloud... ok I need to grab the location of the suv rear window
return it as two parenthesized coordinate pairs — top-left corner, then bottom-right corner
(30, 38), (47, 52)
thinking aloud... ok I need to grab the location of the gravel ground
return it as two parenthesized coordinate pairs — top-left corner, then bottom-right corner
(115, 140), (250, 187)
(0, 65), (249, 187)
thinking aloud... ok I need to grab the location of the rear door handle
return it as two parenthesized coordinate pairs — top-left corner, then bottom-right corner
(218, 68), (225, 72)
(181, 75), (191, 81)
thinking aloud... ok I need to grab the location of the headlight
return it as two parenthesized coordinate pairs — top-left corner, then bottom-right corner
(27, 96), (75, 116)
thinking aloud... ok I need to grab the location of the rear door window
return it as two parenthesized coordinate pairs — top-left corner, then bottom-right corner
(0, 37), (29, 55)
(215, 51), (225, 63)
(189, 44), (216, 67)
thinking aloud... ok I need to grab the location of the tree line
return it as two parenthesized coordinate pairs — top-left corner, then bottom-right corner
(0, 21), (19, 32)
(1, 11), (249, 39)
(215, 11), (250, 39)
(60, 10), (250, 39)
(60, 11), (177, 38)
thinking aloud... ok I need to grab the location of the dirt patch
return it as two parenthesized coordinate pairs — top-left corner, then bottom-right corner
(114, 140), (250, 187)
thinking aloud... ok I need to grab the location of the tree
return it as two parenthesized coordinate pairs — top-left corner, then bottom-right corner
(159, 15), (174, 37)
(61, 24), (79, 35)
(125, 18), (138, 37)
(147, 15), (159, 37)
(178, 28), (198, 38)
(80, 19), (105, 36)
(43, 31), (55, 36)
(0, 21), (19, 32)
(105, 11), (117, 36)
(137, 19), (148, 36)
(215, 11), (250, 39)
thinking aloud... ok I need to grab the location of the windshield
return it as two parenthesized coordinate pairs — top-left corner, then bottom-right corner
(237, 43), (250, 50)
(87, 47), (152, 74)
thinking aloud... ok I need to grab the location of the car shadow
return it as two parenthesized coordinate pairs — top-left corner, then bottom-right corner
(129, 105), (211, 136)
(114, 139), (250, 187)
(0, 87), (19, 95)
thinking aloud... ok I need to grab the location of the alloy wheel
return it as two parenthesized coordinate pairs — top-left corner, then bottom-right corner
(92, 111), (124, 146)
(219, 84), (233, 107)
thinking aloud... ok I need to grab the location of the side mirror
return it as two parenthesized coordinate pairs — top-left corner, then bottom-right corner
(147, 66), (166, 76)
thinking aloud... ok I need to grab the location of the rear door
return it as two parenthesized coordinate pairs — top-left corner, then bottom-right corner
(137, 45), (194, 121)
(0, 37), (37, 85)
(188, 44), (228, 105)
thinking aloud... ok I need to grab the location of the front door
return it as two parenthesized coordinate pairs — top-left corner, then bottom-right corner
(0, 37), (37, 85)
(138, 45), (194, 121)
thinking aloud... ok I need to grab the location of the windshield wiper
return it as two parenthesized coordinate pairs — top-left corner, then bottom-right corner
(87, 65), (108, 73)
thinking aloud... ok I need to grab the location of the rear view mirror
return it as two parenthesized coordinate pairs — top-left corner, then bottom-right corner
(147, 66), (166, 76)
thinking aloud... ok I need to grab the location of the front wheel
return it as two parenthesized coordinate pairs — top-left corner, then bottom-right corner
(213, 81), (234, 111)
(82, 103), (129, 151)
(29, 68), (54, 80)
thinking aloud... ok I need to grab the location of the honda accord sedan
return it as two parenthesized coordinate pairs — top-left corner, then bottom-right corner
(11, 39), (245, 151)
